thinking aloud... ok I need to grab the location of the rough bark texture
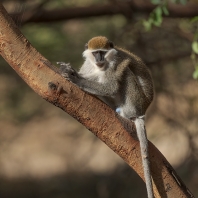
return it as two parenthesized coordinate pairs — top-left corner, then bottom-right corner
(0, 4), (194, 198)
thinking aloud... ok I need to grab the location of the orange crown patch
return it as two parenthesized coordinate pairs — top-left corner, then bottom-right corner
(88, 36), (111, 50)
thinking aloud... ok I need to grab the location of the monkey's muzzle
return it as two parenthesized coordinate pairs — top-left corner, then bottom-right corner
(92, 50), (106, 68)
(96, 61), (105, 67)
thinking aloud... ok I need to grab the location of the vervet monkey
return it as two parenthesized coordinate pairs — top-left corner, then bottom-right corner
(58, 36), (154, 198)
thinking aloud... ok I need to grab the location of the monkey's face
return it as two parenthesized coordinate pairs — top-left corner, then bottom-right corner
(83, 49), (117, 70)
(92, 50), (107, 68)
(83, 36), (117, 70)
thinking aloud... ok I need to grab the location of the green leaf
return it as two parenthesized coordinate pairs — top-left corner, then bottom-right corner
(152, 6), (163, 26)
(192, 41), (198, 54)
(153, 18), (162, 26)
(155, 6), (162, 16)
(142, 4), (165, 30)
(162, 5), (169, 16)
(143, 20), (152, 31)
(193, 69), (198, 79)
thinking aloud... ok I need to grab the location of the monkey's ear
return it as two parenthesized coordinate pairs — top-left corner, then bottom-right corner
(109, 41), (114, 48)
(85, 43), (88, 50)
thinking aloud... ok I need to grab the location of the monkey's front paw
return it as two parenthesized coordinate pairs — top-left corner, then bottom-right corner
(57, 62), (72, 74)
(57, 62), (78, 82)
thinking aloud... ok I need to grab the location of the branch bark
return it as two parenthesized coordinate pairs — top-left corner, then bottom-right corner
(0, 3), (194, 198)
(9, 0), (198, 24)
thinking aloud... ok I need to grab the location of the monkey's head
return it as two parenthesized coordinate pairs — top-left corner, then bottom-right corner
(83, 36), (117, 70)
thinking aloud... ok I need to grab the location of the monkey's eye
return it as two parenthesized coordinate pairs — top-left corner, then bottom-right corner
(92, 51), (98, 56)
(92, 51), (107, 56)
(100, 51), (107, 56)
(92, 51), (107, 62)
(92, 50), (107, 59)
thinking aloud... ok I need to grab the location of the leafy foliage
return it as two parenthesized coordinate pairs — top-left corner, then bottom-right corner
(144, 0), (198, 79)
(143, 2), (169, 31)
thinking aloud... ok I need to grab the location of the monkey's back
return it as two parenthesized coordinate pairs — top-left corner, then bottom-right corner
(115, 47), (154, 117)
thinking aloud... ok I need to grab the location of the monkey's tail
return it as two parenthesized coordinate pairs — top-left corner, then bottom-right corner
(134, 117), (154, 198)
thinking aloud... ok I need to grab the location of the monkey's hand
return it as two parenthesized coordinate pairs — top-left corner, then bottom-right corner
(57, 62), (79, 84)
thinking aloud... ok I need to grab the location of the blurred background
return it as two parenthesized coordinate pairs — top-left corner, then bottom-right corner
(0, 0), (198, 197)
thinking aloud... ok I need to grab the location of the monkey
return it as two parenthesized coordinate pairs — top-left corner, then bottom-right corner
(57, 36), (154, 198)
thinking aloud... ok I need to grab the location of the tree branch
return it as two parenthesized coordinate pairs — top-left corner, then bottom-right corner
(9, 0), (198, 24)
(0, 3), (194, 198)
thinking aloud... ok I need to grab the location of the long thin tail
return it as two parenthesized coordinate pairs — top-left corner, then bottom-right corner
(134, 117), (154, 198)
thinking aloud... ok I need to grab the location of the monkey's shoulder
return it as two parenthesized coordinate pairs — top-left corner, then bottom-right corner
(115, 47), (148, 71)
(115, 46), (137, 57)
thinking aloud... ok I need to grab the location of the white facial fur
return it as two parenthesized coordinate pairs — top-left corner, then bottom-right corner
(82, 48), (117, 70)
